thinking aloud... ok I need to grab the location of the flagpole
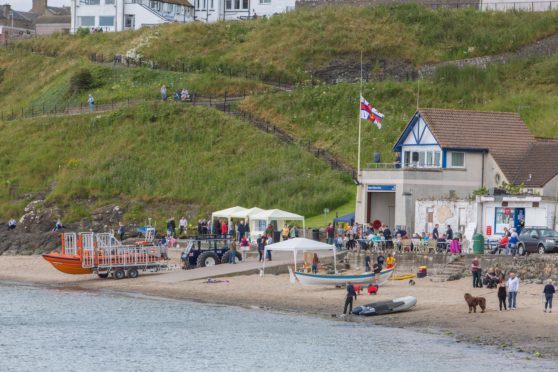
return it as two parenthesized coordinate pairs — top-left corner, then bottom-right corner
(357, 50), (363, 180)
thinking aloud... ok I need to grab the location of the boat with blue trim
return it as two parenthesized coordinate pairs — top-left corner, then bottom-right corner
(290, 267), (394, 286)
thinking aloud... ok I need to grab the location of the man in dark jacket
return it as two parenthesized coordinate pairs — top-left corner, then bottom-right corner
(432, 224), (439, 240)
(237, 221), (245, 242)
(343, 281), (358, 314)
(446, 225), (453, 240)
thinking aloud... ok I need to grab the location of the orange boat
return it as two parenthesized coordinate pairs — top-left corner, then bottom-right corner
(42, 252), (93, 275)
(42, 231), (166, 278)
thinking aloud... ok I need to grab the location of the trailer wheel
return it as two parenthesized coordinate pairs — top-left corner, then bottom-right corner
(197, 251), (220, 268)
(114, 268), (126, 279)
(97, 273), (109, 279)
(127, 268), (139, 279)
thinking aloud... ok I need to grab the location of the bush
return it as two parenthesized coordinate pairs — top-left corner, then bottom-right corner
(67, 69), (94, 96)
(76, 27), (90, 37)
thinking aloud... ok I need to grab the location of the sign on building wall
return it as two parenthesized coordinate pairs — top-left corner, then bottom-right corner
(367, 185), (396, 192)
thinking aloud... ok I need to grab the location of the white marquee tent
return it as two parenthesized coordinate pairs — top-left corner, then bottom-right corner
(249, 209), (306, 239)
(262, 238), (336, 274)
(229, 207), (265, 220)
(211, 206), (248, 223)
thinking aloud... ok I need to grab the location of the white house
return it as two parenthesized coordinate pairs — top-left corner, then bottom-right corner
(192, 0), (295, 22)
(356, 108), (558, 237)
(69, 0), (194, 33)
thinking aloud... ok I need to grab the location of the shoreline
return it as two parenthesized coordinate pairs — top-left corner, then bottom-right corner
(1, 256), (557, 360)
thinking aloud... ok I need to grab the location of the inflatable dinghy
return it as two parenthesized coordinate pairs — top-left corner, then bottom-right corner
(352, 296), (417, 316)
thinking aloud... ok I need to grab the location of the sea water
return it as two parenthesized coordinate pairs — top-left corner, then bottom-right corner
(0, 282), (552, 372)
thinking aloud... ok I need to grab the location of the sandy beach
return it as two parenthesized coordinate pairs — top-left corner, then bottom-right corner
(1, 254), (557, 359)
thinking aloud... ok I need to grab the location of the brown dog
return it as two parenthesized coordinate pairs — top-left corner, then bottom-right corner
(464, 293), (486, 313)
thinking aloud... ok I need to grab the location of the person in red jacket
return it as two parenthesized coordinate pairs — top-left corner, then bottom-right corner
(221, 220), (228, 236)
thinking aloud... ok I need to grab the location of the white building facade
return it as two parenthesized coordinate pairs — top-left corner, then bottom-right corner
(70, 0), (194, 33)
(356, 108), (558, 237)
(192, 0), (295, 22)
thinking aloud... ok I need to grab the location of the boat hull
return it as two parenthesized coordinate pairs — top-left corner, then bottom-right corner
(352, 296), (417, 316)
(42, 253), (93, 275)
(292, 268), (394, 286)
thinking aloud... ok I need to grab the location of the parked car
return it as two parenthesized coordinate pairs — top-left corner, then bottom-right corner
(517, 227), (558, 255)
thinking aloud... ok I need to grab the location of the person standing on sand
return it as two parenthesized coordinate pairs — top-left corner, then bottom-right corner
(311, 253), (319, 274)
(507, 272), (519, 310)
(364, 252), (371, 272)
(343, 281), (357, 315)
(543, 279), (555, 313)
(326, 223), (334, 245)
(471, 257), (482, 288)
(386, 253), (395, 269)
(497, 276), (507, 311)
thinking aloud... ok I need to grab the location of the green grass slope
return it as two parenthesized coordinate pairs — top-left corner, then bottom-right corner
(16, 6), (558, 82)
(240, 55), (558, 167)
(0, 103), (353, 224)
(0, 52), (268, 114)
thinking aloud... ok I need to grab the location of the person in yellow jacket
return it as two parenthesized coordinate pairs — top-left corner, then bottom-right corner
(282, 224), (290, 241)
(386, 253), (396, 269)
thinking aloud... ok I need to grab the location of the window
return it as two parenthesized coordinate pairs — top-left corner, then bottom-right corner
(210, 0), (214, 8)
(165, 3), (174, 12)
(260, 0), (271, 3)
(225, 0), (232, 9)
(79, 16), (95, 27)
(242, 0), (248, 8)
(403, 150), (441, 168)
(124, 15), (135, 28)
(81, 0), (100, 4)
(99, 16), (114, 27)
(234, 0), (240, 8)
(105, 0), (115, 4)
(450, 152), (465, 167)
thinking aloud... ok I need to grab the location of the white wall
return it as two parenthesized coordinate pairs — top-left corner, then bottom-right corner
(414, 200), (477, 236)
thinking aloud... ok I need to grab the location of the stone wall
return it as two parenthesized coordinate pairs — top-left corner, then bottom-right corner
(344, 251), (558, 281)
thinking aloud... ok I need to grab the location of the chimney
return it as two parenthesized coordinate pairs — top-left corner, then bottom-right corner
(32, 0), (48, 15)
(3, 4), (11, 19)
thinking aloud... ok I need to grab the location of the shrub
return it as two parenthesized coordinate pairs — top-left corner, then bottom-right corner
(76, 27), (90, 37)
(67, 69), (94, 96)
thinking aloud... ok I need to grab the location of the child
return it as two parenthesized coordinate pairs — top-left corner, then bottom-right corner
(544, 279), (555, 313)
(386, 253), (395, 269)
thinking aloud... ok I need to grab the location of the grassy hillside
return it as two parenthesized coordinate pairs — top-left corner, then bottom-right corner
(15, 6), (558, 82)
(0, 103), (353, 224)
(239, 55), (558, 167)
(0, 51), (268, 114)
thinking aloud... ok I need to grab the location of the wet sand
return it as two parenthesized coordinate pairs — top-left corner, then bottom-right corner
(1, 255), (557, 359)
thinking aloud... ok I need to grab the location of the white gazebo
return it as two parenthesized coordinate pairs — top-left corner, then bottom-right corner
(262, 238), (336, 274)
(229, 207), (265, 220)
(249, 209), (306, 239)
(211, 206), (248, 224)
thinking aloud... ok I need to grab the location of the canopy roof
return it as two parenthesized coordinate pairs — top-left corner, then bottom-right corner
(265, 238), (333, 252)
(263, 238), (336, 274)
(334, 212), (355, 224)
(212, 206), (247, 219)
(229, 207), (265, 219)
(250, 209), (304, 221)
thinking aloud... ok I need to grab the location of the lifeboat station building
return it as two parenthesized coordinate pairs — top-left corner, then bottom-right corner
(355, 108), (558, 239)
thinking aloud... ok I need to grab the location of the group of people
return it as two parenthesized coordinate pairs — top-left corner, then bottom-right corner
(332, 221), (461, 254)
(493, 227), (520, 255)
(471, 258), (555, 312)
(161, 85), (190, 102)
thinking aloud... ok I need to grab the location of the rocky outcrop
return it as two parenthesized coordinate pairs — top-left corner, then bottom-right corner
(0, 200), (125, 255)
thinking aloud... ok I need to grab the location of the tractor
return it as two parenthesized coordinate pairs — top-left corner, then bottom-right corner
(180, 234), (242, 269)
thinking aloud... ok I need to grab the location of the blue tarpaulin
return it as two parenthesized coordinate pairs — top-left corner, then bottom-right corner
(333, 213), (355, 225)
